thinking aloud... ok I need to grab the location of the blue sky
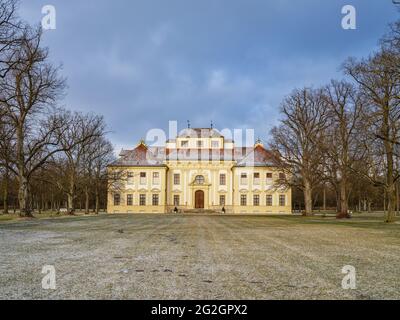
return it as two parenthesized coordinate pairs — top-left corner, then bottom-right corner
(18, 0), (399, 151)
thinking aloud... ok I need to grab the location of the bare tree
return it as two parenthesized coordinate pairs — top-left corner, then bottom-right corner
(270, 88), (329, 216)
(54, 111), (106, 214)
(321, 80), (365, 218)
(0, 0), (20, 214)
(0, 116), (15, 213)
(344, 48), (400, 222)
(0, 0), (23, 79)
(89, 138), (114, 214)
(0, 3), (113, 217)
(80, 137), (111, 214)
(0, 26), (69, 217)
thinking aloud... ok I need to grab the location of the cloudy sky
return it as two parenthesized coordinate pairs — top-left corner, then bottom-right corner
(18, 0), (398, 151)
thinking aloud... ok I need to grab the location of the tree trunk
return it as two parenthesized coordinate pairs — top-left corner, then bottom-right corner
(385, 183), (396, 223)
(383, 102), (396, 223)
(337, 179), (349, 219)
(51, 193), (55, 212)
(303, 179), (313, 216)
(67, 193), (74, 215)
(18, 175), (32, 217)
(95, 186), (100, 215)
(67, 172), (76, 215)
(3, 167), (9, 214)
(336, 187), (341, 213)
(383, 189), (386, 214)
(38, 195), (42, 214)
(85, 186), (89, 215)
(396, 181), (399, 216)
(16, 124), (33, 217)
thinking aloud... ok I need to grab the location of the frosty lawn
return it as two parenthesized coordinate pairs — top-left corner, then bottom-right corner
(0, 213), (399, 299)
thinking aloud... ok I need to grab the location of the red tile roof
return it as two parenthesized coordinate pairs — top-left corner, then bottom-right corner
(112, 142), (279, 167)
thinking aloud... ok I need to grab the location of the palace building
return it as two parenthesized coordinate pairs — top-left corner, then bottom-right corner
(107, 128), (292, 214)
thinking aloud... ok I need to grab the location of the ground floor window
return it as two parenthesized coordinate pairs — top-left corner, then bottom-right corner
(127, 194), (133, 206)
(139, 194), (146, 206)
(114, 193), (121, 206)
(266, 195), (273, 206)
(279, 195), (286, 206)
(253, 195), (260, 206)
(240, 195), (247, 206)
(152, 194), (159, 206)
(173, 195), (180, 206)
(219, 195), (226, 206)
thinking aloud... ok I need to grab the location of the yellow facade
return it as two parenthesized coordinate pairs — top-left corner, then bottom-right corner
(107, 166), (168, 214)
(107, 128), (292, 214)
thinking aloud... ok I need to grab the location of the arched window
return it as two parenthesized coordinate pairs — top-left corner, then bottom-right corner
(194, 175), (205, 185)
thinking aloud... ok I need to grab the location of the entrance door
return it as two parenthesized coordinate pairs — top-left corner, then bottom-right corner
(195, 190), (205, 209)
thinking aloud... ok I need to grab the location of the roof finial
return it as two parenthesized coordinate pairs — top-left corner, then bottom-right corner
(137, 138), (147, 147)
(210, 120), (213, 129)
(187, 120), (191, 129)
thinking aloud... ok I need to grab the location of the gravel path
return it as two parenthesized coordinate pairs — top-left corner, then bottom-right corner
(0, 214), (399, 299)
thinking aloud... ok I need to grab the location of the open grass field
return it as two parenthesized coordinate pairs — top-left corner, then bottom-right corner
(0, 213), (399, 300)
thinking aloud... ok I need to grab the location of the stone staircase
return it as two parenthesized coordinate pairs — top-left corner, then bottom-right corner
(181, 209), (221, 214)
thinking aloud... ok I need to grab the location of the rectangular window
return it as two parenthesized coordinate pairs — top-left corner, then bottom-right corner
(266, 195), (273, 206)
(114, 194), (121, 206)
(240, 173), (248, 185)
(240, 195), (247, 206)
(152, 194), (159, 206)
(140, 172), (146, 185)
(127, 172), (134, 185)
(173, 195), (180, 206)
(153, 172), (160, 184)
(197, 140), (203, 148)
(219, 195), (226, 206)
(253, 195), (260, 206)
(212, 141), (219, 148)
(181, 140), (188, 148)
(266, 173), (273, 179)
(254, 173), (260, 185)
(139, 194), (146, 206)
(279, 195), (286, 207)
(279, 173), (286, 180)
(173, 173), (180, 185)
(219, 174), (226, 186)
(127, 194), (133, 206)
